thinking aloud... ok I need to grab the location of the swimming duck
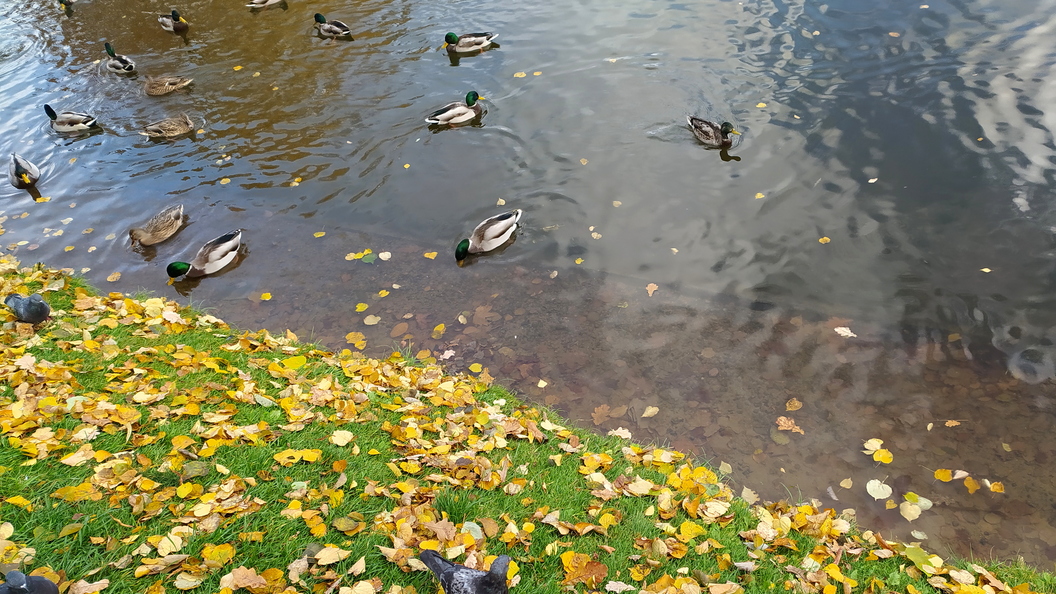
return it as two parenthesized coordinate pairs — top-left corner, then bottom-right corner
(425, 91), (485, 125)
(687, 116), (740, 149)
(44, 104), (97, 133)
(141, 114), (195, 138)
(104, 42), (135, 74)
(314, 13), (353, 39)
(130, 204), (184, 247)
(10, 153), (40, 189)
(420, 550), (510, 594)
(455, 209), (522, 263)
(143, 76), (193, 96)
(167, 229), (243, 279)
(443, 32), (498, 54)
(4, 294), (51, 324)
(59, 0), (75, 13)
(246, 0), (285, 7)
(159, 10), (189, 34)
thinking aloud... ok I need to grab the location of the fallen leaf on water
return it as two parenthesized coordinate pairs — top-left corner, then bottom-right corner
(107, 272), (121, 282)
(775, 416), (803, 434)
(670, 248), (678, 254)
(363, 315), (381, 326)
(834, 326), (857, 338)
(866, 479), (892, 500)
(379, 252), (391, 261)
(645, 283), (658, 297)
(497, 198), (506, 206)
(911, 530), (928, 540)
(355, 303), (369, 313)
(889, 31), (901, 37)
(468, 363), (482, 373)
(839, 478), (853, 489)
(756, 102), (767, 108)
(537, 379), (548, 388)
(868, 178), (878, 183)
(980, 267), (991, 273)
(819, 236), (831, 244)
(591, 232), (602, 239)
(755, 193), (765, 199)
(641, 406), (659, 418)
(580, 158), (589, 165)
(612, 201), (621, 207)
(534, 71), (542, 76)
(404, 164), (410, 169)
(345, 332), (366, 349)
(431, 323), (445, 339)
(575, 258), (584, 264)
(964, 476), (980, 494)
(785, 398), (802, 411)
(220, 178), (231, 185)
(945, 420), (961, 427)
(423, 252), (437, 259)
(741, 486), (759, 504)
(899, 501), (922, 521)
(514, 72), (526, 78)
(35, 197), (51, 203)
(64, 246), (74, 252)
(233, 65), (243, 71)
(314, 232), (326, 238)
(989, 481), (1005, 493)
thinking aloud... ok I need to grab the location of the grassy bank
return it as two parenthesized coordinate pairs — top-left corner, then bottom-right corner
(0, 254), (1050, 594)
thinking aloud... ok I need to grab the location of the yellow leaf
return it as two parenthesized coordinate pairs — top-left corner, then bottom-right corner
(641, 406), (659, 418)
(580, 158), (589, 165)
(872, 448), (893, 464)
(756, 102), (767, 108)
(355, 303), (369, 312)
(314, 231), (326, 238)
(378, 290), (389, 297)
(818, 237), (831, 244)
(469, 363), (483, 373)
(755, 193), (765, 199)
(220, 178), (231, 185)
(176, 483), (197, 498)
(59, 522), (83, 538)
(233, 66), (243, 71)
(64, 246), (74, 252)
(404, 164), (410, 169)
(989, 481), (1004, 493)
(424, 252), (437, 259)
(431, 323), (446, 339)
(575, 258), (584, 264)
(282, 355), (307, 370)
(107, 272), (121, 282)
(934, 469), (952, 482)
(964, 476), (980, 494)
(534, 71), (542, 76)
(260, 293), (272, 301)
(514, 72), (526, 77)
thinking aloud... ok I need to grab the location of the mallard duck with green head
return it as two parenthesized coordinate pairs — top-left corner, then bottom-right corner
(455, 209), (522, 264)
(425, 91), (485, 125)
(246, 0), (285, 7)
(687, 116), (740, 149)
(144, 76), (193, 96)
(159, 9), (189, 34)
(314, 13), (353, 39)
(141, 114), (195, 138)
(104, 42), (135, 74)
(442, 32), (498, 54)
(167, 229), (243, 279)
(10, 153), (40, 189)
(44, 104), (97, 133)
(130, 204), (184, 247)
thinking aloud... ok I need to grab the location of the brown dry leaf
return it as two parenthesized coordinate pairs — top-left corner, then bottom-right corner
(944, 420), (961, 427)
(775, 416), (804, 434)
(425, 519), (457, 542)
(785, 398), (802, 411)
(316, 546), (352, 565)
(349, 557), (366, 576)
(560, 551), (607, 587)
(645, 283), (658, 297)
(69, 579), (110, 594)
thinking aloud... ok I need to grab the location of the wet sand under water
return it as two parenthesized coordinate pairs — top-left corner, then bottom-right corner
(111, 221), (1056, 569)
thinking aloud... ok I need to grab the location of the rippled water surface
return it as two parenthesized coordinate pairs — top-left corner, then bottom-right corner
(5, 0), (1056, 566)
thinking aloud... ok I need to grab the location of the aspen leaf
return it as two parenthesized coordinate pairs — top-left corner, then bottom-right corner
(316, 546), (352, 565)
(330, 431), (355, 446)
(865, 479), (892, 500)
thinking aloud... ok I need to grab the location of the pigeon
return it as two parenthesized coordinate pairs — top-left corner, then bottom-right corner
(419, 550), (510, 594)
(5, 293), (51, 324)
(0, 570), (59, 594)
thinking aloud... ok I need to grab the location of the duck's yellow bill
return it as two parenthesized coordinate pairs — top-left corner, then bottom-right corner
(441, 42), (449, 49)
(477, 96), (486, 100)
(167, 277), (175, 285)
(730, 129), (741, 135)
(20, 174), (31, 184)
(179, 17), (187, 22)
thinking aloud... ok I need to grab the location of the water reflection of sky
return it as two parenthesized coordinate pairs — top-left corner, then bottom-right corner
(3, 0), (1056, 565)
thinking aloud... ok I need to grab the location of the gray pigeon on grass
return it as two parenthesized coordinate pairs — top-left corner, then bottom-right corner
(0, 571), (59, 594)
(419, 550), (510, 594)
(4, 293), (50, 324)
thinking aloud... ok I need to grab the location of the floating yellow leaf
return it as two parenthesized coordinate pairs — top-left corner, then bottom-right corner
(378, 290), (389, 297)
(233, 65), (243, 71)
(220, 178), (231, 185)
(839, 478), (852, 489)
(989, 481), (1004, 493)
(964, 476), (980, 494)
(534, 71), (542, 76)
(580, 158), (589, 165)
(514, 72), (527, 78)
(431, 323), (446, 339)
(818, 237), (831, 244)
(785, 398), (803, 411)
(355, 303), (369, 312)
(934, 469), (952, 482)
(424, 252), (437, 259)
(314, 231), (326, 238)
(35, 196), (51, 203)
(872, 449), (893, 464)
(260, 293), (272, 301)
(756, 102), (767, 108)
(403, 164), (410, 169)
(755, 193), (765, 199)
(107, 272), (121, 282)
(469, 363), (483, 373)
(575, 258), (584, 264)
(64, 246), (74, 252)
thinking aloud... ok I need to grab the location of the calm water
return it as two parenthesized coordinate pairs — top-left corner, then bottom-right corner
(4, 0), (1056, 567)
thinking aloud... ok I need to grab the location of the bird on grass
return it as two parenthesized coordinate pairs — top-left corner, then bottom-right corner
(104, 42), (135, 74)
(687, 116), (740, 149)
(10, 153), (40, 189)
(159, 10), (189, 34)
(5, 294), (51, 324)
(141, 114), (195, 138)
(167, 229), (243, 279)
(442, 32), (498, 54)
(144, 76), (193, 96)
(314, 13), (353, 39)
(419, 550), (510, 594)
(425, 91), (485, 125)
(130, 204), (184, 247)
(44, 104), (97, 133)
(455, 209), (522, 264)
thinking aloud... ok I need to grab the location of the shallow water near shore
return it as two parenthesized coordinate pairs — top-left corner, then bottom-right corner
(3, 0), (1056, 567)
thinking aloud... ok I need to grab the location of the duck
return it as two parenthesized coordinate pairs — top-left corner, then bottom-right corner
(687, 116), (740, 149)
(104, 42), (136, 74)
(141, 114), (195, 138)
(313, 13), (353, 39)
(4, 294), (51, 324)
(0, 570), (59, 594)
(143, 76), (193, 96)
(130, 204), (184, 247)
(420, 550), (509, 594)
(167, 229), (243, 279)
(455, 209), (522, 264)
(443, 32), (498, 54)
(43, 104), (98, 133)
(10, 153), (41, 189)
(59, 0), (75, 13)
(425, 91), (485, 125)
(246, 0), (285, 8)
(159, 10), (189, 34)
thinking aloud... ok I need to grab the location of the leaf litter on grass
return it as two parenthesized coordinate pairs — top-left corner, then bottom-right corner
(0, 253), (1049, 594)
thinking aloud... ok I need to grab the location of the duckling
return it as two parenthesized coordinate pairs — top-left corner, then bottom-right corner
(687, 116), (740, 149)
(159, 9), (189, 34)
(43, 104), (97, 133)
(130, 204), (184, 247)
(143, 76), (193, 96)
(442, 32), (498, 54)
(455, 209), (522, 263)
(314, 13), (353, 39)
(9, 153), (40, 189)
(167, 229), (244, 279)
(104, 42), (136, 74)
(4, 294), (51, 324)
(425, 91), (485, 125)
(141, 114), (195, 138)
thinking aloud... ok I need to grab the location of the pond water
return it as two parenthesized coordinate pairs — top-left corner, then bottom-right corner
(3, 0), (1056, 568)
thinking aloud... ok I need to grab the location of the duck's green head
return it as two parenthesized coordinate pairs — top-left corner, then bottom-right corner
(166, 261), (191, 278)
(104, 42), (116, 58)
(465, 91), (483, 106)
(172, 9), (185, 23)
(43, 104), (57, 120)
(455, 239), (471, 263)
(444, 32), (459, 45)
(314, 13), (328, 24)
(720, 122), (741, 137)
